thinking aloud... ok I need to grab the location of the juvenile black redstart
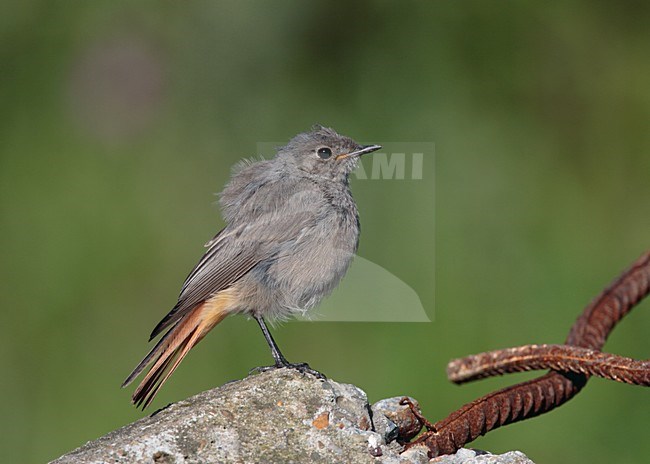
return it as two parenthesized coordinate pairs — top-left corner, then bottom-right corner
(122, 125), (381, 408)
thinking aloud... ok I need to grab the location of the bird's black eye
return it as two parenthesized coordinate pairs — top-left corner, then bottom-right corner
(317, 147), (332, 159)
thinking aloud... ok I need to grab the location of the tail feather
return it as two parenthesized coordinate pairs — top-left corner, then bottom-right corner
(134, 346), (177, 401)
(122, 330), (172, 388)
(122, 292), (233, 409)
(134, 325), (205, 409)
(133, 329), (197, 409)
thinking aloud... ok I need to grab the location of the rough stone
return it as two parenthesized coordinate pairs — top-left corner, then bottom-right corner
(50, 369), (535, 464)
(372, 396), (423, 442)
(431, 449), (535, 464)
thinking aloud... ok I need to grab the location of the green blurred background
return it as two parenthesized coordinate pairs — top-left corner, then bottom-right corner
(1, 1), (648, 463)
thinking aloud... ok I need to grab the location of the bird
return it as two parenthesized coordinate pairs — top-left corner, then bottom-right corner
(122, 125), (381, 408)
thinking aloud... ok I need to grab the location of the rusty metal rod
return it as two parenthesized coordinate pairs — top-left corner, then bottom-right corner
(403, 251), (650, 458)
(447, 343), (650, 386)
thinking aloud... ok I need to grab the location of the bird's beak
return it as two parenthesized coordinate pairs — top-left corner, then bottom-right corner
(336, 144), (382, 161)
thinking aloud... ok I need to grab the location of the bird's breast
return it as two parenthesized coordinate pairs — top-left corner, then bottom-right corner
(264, 198), (360, 311)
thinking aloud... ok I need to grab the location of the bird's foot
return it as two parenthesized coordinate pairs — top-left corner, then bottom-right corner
(280, 361), (327, 380)
(250, 361), (326, 380)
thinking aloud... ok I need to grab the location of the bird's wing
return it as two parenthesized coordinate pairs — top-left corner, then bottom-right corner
(148, 225), (261, 340)
(203, 228), (225, 249)
(149, 207), (317, 341)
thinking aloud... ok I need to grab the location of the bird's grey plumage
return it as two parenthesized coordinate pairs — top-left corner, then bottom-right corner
(127, 125), (380, 407)
(150, 125), (371, 339)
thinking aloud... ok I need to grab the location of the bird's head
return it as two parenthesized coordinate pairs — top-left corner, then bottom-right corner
(277, 125), (381, 181)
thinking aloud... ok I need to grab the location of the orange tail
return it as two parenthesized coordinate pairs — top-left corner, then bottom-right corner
(122, 292), (233, 409)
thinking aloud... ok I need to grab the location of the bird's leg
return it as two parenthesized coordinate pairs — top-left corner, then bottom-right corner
(255, 316), (289, 366)
(252, 316), (326, 379)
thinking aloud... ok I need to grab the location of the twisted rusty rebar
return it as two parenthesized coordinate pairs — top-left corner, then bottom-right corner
(403, 251), (650, 458)
(447, 344), (650, 386)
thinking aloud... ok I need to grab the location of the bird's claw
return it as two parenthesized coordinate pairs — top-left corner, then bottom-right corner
(249, 362), (326, 380)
